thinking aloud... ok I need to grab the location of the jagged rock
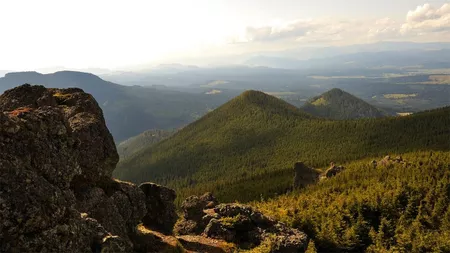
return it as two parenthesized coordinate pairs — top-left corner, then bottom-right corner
(174, 192), (221, 236)
(322, 162), (345, 179)
(376, 155), (408, 168)
(0, 84), (174, 252)
(293, 162), (318, 188)
(177, 194), (309, 252)
(204, 218), (236, 242)
(174, 218), (200, 235)
(209, 203), (307, 251)
(73, 179), (147, 242)
(182, 195), (209, 220)
(201, 192), (219, 209)
(139, 182), (178, 234)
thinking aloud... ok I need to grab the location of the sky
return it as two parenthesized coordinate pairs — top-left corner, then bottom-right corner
(0, 0), (449, 70)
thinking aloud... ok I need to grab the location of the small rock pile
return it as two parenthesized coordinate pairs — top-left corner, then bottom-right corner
(371, 155), (409, 168)
(175, 193), (309, 252)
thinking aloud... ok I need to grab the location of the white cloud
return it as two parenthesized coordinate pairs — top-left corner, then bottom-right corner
(368, 18), (399, 39)
(239, 20), (317, 42)
(228, 3), (450, 51)
(401, 3), (450, 34)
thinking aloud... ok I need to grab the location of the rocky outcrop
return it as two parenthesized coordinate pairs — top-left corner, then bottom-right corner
(0, 84), (176, 252)
(175, 193), (309, 252)
(320, 162), (345, 180)
(139, 182), (178, 234)
(293, 162), (318, 189)
(174, 192), (218, 235)
(375, 155), (409, 167)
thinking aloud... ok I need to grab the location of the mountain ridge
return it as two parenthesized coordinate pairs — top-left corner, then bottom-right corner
(114, 90), (450, 204)
(0, 71), (237, 142)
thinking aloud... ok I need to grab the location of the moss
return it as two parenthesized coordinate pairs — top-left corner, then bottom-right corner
(219, 214), (243, 228)
(53, 92), (73, 99)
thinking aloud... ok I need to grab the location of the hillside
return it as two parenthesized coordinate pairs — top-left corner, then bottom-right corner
(114, 90), (450, 204)
(253, 151), (450, 252)
(117, 129), (176, 159)
(0, 71), (237, 142)
(301, 88), (386, 119)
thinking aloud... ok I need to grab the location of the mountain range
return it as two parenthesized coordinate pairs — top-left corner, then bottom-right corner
(114, 90), (450, 204)
(244, 49), (450, 69)
(0, 71), (238, 142)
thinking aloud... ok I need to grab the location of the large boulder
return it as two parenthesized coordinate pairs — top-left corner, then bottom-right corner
(0, 84), (173, 252)
(139, 182), (178, 234)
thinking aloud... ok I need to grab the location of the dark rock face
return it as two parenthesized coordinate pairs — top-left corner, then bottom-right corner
(73, 179), (147, 244)
(0, 84), (176, 252)
(293, 162), (318, 189)
(139, 182), (178, 234)
(176, 194), (309, 252)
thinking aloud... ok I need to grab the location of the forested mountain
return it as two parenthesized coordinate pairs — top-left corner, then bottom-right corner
(114, 90), (450, 205)
(0, 71), (237, 142)
(117, 129), (176, 159)
(301, 88), (387, 119)
(254, 151), (450, 252)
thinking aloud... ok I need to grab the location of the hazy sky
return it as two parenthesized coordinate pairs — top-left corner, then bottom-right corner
(0, 0), (449, 70)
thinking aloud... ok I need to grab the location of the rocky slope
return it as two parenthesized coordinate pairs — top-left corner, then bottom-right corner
(0, 84), (309, 252)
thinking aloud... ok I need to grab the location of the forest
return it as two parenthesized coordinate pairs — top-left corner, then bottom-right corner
(253, 151), (450, 252)
(114, 91), (450, 205)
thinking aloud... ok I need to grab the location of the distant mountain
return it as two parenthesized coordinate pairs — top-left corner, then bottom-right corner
(301, 88), (387, 119)
(273, 41), (450, 60)
(0, 71), (236, 142)
(114, 90), (450, 204)
(117, 129), (176, 159)
(244, 49), (450, 69)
